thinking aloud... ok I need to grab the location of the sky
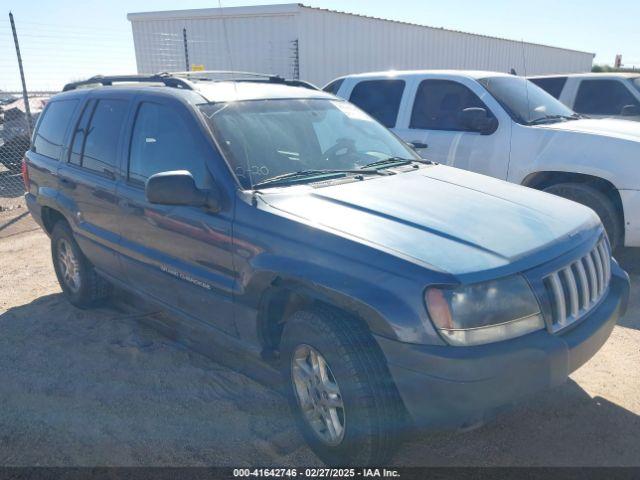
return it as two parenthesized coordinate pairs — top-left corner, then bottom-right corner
(1, 0), (638, 91)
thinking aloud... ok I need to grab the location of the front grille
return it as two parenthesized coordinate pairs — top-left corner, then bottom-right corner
(543, 237), (611, 333)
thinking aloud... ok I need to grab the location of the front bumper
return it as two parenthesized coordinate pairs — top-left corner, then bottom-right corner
(375, 265), (629, 429)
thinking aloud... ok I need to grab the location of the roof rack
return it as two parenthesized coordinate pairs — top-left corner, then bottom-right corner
(62, 74), (192, 92)
(169, 70), (319, 90)
(62, 71), (319, 92)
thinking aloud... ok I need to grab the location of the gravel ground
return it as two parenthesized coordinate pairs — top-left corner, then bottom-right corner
(1, 204), (639, 466)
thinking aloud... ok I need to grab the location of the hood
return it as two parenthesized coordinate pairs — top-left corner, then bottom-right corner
(261, 165), (602, 279)
(538, 118), (640, 142)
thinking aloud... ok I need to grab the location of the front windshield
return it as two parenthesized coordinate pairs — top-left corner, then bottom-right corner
(199, 99), (418, 189)
(631, 77), (640, 95)
(478, 76), (576, 125)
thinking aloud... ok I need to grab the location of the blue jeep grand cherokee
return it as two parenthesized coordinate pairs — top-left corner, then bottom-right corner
(23, 73), (629, 465)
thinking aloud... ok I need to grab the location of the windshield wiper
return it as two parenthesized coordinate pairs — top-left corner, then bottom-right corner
(526, 114), (580, 125)
(360, 157), (432, 170)
(252, 168), (387, 189)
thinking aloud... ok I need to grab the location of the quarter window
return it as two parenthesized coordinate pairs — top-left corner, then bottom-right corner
(411, 80), (494, 131)
(128, 102), (208, 187)
(32, 100), (78, 159)
(349, 80), (405, 128)
(323, 78), (344, 95)
(574, 80), (640, 115)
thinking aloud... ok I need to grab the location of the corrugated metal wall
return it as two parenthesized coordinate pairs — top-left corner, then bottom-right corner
(130, 13), (298, 77)
(297, 7), (594, 86)
(128, 4), (594, 87)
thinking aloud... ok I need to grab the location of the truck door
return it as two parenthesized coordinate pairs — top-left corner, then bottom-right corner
(392, 77), (512, 180)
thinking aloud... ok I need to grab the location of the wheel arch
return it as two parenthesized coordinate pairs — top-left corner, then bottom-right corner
(256, 276), (396, 355)
(41, 206), (70, 234)
(522, 171), (624, 229)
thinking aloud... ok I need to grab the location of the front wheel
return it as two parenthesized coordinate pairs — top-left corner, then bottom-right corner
(543, 183), (623, 250)
(281, 308), (403, 465)
(51, 221), (111, 308)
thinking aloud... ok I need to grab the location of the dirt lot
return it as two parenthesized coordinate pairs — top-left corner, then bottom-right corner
(1, 202), (639, 466)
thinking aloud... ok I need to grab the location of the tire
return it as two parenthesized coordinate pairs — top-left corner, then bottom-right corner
(51, 221), (111, 308)
(281, 307), (403, 466)
(543, 183), (623, 250)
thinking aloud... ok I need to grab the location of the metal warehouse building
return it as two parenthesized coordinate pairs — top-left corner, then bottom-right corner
(127, 3), (595, 87)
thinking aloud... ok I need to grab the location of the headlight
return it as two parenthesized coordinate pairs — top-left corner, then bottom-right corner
(425, 275), (544, 346)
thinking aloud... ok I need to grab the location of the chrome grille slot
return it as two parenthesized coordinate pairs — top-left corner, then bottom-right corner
(544, 237), (611, 333)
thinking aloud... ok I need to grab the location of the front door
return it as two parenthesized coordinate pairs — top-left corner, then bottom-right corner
(394, 78), (512, 180)
(116, 97), (237, 336)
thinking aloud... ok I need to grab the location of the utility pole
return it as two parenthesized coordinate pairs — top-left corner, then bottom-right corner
(9, 11), (32, 134)
(183, 27), (189, 72)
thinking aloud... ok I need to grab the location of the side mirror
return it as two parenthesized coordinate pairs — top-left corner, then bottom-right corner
(459, 107), (498, 135)
(145, 170), (221, 212)
(621, 104), (640, 116)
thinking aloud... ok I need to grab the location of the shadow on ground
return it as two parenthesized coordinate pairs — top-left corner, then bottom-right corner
(1, 291), (639, 466)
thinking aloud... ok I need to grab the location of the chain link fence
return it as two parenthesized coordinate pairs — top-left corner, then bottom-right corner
(0, 93), (52, 205)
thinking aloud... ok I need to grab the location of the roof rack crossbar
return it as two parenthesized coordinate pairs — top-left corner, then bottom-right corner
(62, 74), (193, 92)
(168, 70), (319, 90)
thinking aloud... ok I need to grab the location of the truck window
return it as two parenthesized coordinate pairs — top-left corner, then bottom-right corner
(411, 79), (494, 131)
(349, 80), (405, 128)
(323, 78), (344, 95)
(128, 102), (208, 188)
(75, 99), (128, 175)
(574, 80), (640, 115)
(32, 99), (78, 160)
(529, 77), (567, 99)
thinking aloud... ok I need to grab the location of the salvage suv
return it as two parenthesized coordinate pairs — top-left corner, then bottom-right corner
(24, 73), (629, 465)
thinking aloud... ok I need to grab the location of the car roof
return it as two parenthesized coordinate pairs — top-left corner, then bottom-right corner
(530, 72), (640, 79)
(50, 78), (334, 104)
(338, 70), (513, 81)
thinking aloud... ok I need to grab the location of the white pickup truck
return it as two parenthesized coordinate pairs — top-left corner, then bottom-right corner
(326, 70), (640, 250)
(529, 73), (640, 121)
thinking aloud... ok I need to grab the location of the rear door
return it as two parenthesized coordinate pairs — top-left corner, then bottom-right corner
(56, 92), (132, 276)
(116, 94), (237, 335)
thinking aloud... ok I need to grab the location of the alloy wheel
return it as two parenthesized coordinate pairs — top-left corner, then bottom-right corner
(291, 344), (345, 446)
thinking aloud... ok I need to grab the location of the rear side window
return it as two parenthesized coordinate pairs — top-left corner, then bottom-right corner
(68, 99), (129, 175)
(574, 80), (640, 115)
(81, 99), (129, 175)
(349, 80), (405, 128)
(323, 78), (344, 95)
(411, 79), (494, 131)
(32, 100), (78, 159)
(128, 102), (208, 188)
(529, 77), (567, 99)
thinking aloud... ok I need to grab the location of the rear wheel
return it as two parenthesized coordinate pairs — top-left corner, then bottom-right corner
(281, 307), (403, 465)
(51, 221), (111, 308)
(543, 183), (623, 250)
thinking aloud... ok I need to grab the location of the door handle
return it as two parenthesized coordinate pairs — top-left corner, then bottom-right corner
(409, 141), (428, 149)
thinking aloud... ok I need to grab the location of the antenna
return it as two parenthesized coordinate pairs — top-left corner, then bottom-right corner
(521, 38), (532, 122)
(218, 0), (236, 76)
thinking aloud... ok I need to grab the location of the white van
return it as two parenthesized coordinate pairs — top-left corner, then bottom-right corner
(327, 70), (640, 250)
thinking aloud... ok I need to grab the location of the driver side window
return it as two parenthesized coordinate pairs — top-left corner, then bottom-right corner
(128, 102), (209, 188)
(411, 80), (494, 131)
